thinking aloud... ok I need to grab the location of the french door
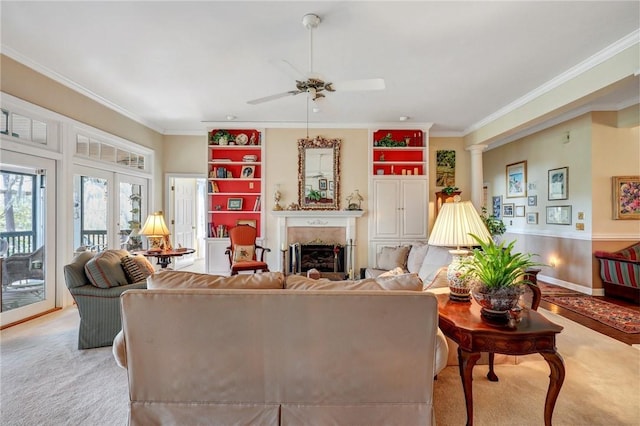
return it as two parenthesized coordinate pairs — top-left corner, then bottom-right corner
(0, 150), (56, 326)
(73, 166), (148, 254)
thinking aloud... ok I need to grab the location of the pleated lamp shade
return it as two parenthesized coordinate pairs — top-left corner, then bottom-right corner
(428, 199), (492, 249)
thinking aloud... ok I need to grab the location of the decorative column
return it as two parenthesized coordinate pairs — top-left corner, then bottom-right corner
(467, 144), (487, 210)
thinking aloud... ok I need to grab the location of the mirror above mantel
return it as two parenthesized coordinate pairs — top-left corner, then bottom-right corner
(298, 136), (341, 210)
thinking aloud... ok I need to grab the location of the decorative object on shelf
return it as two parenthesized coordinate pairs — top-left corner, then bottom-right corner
(546, 205), (571, 225)
(241, 165), (255, 178)
(480, 207), (505, 242)
(139, 211), (171, 252)
(436, 150), (456, 187)
(428, 197), (493, 301)
(249, 133), (257, 145)
(236, 219), (257, 228)
(210, 129), (234, 146)
(374, 132), (406, 147)
(548, 167), (568, 200)
(273, 184), (283, 211)
(462, 234), (543, 321)
(227, 198), (243, 211)
(346, 189), (364, 210)
(506, 160), (527, 198)
(235, 133), (249, 145)
(612, 175), (640, 220)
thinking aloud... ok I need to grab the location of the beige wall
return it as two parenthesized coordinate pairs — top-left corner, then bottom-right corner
(263, 128), (370, 270)
(483, 110), (639, 292)
(428, 137), (471, 230)
(163, 135), (207, 174)
(1, 54), (166, 209)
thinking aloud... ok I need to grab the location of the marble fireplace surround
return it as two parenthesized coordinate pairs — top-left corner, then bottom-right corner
(271, 210), (365, 273)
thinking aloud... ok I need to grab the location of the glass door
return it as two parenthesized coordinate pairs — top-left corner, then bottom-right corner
(73, 166), (149, 254)
(1, 150), (56, 326)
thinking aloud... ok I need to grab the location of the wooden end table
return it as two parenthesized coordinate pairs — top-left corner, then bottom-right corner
(436, 293), (565, 426)
(137, 248), (195, 269)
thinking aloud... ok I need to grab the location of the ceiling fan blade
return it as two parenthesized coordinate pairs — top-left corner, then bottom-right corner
(330, 78), (385, 92)
(247, 90), (302, 105)
(270, 59), (307, 80)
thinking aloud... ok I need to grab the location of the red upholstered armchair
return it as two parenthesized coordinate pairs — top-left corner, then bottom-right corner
(225, 225), (270, 275)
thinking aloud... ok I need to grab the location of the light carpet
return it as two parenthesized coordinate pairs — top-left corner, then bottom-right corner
(1, 307), (639, 426)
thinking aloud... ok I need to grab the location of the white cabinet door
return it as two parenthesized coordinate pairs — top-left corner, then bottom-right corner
(400, 179), (428, 239)
(371, 179), (402, 239)
(206, 239), (231, 275)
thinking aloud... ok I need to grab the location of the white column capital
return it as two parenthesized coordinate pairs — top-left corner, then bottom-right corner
(466, 144), (488, 153)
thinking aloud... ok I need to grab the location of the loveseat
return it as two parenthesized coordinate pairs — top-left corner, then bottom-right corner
(361, 242), (452, 283)
(63, 249), (151, 349)
(113, 270), (448, 425)
(595, 242), (640, 303)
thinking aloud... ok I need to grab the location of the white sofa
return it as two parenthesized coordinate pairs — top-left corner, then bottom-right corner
(362, 242), (452, 283)
(113, 271), (448, 425)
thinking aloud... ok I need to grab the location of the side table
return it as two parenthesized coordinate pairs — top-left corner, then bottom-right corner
(436, 293), (564, 426)
(137, 248), (195, 269)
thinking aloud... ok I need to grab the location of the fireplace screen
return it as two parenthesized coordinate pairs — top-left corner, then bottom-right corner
(289, 244), (345, 274)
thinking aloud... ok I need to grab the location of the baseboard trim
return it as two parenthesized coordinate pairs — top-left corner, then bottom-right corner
(538, 274), (604, 296)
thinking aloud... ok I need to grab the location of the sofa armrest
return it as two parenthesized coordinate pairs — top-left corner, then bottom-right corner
(595, 251), (640, 265)
(112, 330), (127, 368)
(68, 281), (146, 297)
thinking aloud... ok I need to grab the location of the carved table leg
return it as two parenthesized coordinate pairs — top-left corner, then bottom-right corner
(487, 352), (499, 382)
(541, 351), (565, 426)
(458, 348), (481, 426)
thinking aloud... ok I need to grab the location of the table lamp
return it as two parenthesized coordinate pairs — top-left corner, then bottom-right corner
(428, 196), (492, 301)
(139, 211), (170, 252)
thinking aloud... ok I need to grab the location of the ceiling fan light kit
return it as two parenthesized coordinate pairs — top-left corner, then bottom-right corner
(246, 13), (385, 106)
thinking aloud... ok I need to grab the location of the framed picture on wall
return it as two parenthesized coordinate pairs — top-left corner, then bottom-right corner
(548, 167), (568, 200)
(612, 175), (640, 220)
(492, 196), (502, 219)
(527, 195), (537, 206)
(515, 205), (525, 217)
(526, 212), (538, 225)
(546, 205), (571, 225)
(319, 178), (328, 190)
(503, 203), (515, 217)
(506, 161), (527, 198)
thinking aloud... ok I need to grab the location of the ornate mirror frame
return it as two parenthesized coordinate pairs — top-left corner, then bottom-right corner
(298, 136), (341, 210)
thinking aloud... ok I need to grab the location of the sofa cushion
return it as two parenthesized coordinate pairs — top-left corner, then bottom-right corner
(378, 266), (405, 277)
(377, 245), (410, 270)
(84, 249), (129, 288)
(285, 273), (423, 291)
(407, 242), (429, 273)
(147, 270), (285, 289)
(418, 245), (452, 283)
(121, 255), (155, 284)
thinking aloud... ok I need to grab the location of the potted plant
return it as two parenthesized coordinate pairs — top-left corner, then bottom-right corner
(462, 234), (543, 320)
(480, 207), (506, 242)
(441, 185), (459, 196)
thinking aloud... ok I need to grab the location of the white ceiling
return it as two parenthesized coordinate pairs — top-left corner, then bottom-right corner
(1, 1), (639, 136)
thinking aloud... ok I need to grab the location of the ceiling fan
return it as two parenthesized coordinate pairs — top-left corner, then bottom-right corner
(247, 13), (385, 105)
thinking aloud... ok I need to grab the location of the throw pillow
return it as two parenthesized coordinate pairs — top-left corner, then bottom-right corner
(418, 245), (452, 283)
(406, 242), (429, 273)
(376, 245), (410, 271)
(233, 244), (255, 262)
(378, 266), (405, 277)
(121, 255), (154, 283)
(84, 249), (129, 288)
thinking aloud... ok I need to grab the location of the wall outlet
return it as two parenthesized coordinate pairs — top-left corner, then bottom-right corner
(576, 223), (584, 231)
(249, 182), (254, 189)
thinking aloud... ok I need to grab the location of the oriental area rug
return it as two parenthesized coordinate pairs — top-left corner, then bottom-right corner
(542, 295), (640, 334)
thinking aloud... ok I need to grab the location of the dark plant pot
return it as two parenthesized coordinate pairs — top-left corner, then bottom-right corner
(471, 282), (524, 322)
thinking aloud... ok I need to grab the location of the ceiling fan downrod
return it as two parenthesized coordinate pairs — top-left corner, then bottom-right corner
(302, 14), (320, 76)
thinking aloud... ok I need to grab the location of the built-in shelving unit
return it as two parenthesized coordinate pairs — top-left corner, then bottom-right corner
(205, 128), (264, 274)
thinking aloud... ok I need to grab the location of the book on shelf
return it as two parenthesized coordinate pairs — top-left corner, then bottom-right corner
(211, 158), (232, 163)
(212, 181), (219, 193)
(253, 195), (261, 211)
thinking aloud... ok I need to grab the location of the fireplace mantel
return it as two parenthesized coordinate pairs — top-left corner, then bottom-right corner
(271, 210), (365, 272)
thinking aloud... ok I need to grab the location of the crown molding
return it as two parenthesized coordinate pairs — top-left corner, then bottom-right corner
(465, 29), (640, 135)
(2, 46), (165, 134)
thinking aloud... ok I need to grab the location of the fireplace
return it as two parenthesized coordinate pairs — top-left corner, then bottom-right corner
(271, 210), (364, 278)
(289, 244), (345, 274)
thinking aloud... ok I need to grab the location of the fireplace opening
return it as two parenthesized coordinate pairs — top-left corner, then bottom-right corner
(289, 244), (345, 274)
